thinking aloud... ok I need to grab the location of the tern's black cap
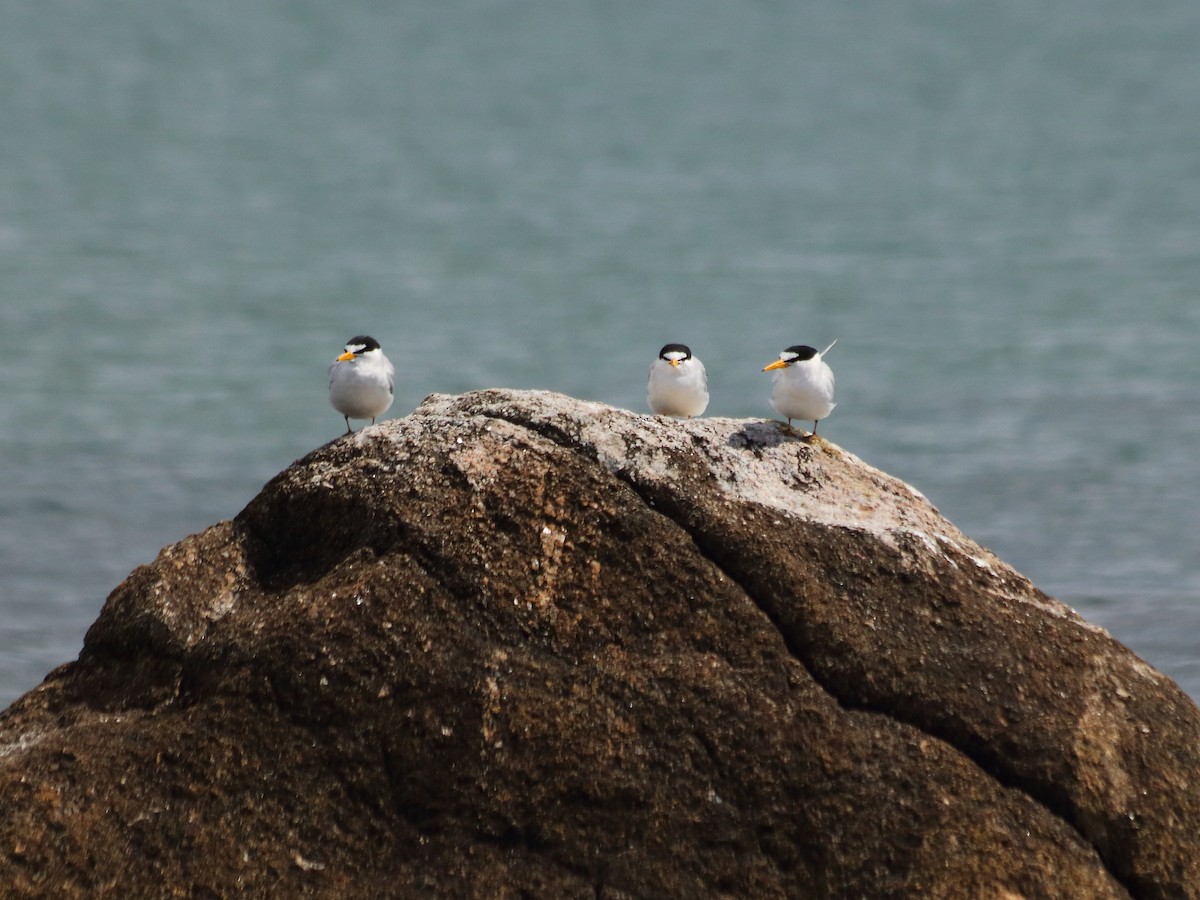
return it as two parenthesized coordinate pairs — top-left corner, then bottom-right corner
(781, 345), (817, 361)
(658, 343), (692, 359)
(344, 335), (382, 352)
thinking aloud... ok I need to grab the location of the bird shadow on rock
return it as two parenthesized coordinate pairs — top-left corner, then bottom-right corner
(726, 420), (808, 452)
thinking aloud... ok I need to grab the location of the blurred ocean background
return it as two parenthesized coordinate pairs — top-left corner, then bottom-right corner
(1, 1), (1198, 707)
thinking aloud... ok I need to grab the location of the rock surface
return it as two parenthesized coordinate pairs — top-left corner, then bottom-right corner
(1, 389), (1198, 898)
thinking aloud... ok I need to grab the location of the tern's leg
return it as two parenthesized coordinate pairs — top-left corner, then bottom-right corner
(344, 417), (353, 435)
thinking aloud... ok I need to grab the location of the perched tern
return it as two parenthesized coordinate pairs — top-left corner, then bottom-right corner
(647, 343), (709, 418)
(328, 335), (394, 434)
(762, 340), (837, 438)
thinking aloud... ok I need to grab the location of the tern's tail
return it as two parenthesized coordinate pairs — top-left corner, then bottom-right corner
(821, 339), (838, 357)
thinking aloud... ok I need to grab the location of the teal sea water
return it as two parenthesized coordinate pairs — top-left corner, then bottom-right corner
(2, 1), (1198, 706)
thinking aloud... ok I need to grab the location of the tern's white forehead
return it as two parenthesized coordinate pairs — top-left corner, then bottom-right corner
(345, 342), (368, 353)
(663, 350), (689, 362)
